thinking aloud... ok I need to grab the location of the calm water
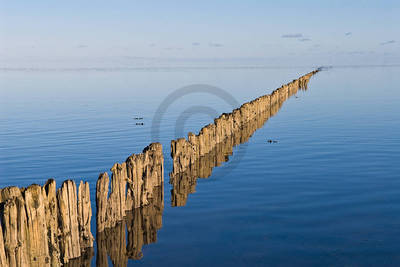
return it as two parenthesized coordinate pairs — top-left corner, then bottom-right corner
(1, 66), (400, 266)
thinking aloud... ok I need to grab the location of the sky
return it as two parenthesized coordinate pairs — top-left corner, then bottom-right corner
(0, 0), (399, 67)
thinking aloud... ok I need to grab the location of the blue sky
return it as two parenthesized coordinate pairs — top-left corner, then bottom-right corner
(1, 0), (399, 67)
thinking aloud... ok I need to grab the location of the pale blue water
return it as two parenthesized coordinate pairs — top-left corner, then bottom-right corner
(0, 66), (400, 266)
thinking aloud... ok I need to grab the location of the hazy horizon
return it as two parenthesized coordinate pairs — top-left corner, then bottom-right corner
(1, 1), (399, 68)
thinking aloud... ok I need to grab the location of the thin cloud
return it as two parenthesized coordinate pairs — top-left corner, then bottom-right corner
(77, 45), (88, 48)
(209, 42), (223, 47)
(149, 43), (156, 47)
(164, 47), (183, 51)
(339, 50), (375, 55)
(281, 33), (303, 38)
(192, 42), (200, 46)
(262, 43), (279, 47)
(347, 51), (365, 55)
(345, 32), (352, 36)
(299, 38), (311, 42)
(380, 40), (395, 45)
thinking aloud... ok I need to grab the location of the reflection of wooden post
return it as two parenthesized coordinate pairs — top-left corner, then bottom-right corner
(96, 228), (109, 267)
(96, 184), (164, 266)
(126, 185), (164, 260)
(97, 218), (129, 267)
(64, 248), (94, 267)
(126, 210), (144, 260)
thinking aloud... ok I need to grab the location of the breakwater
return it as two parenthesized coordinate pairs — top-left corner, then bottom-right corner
(0, 69), (318, 266)
(0, 142), (164, 266)
(0, 179), (93, 266)
(170, 103), (272, 206)
(60, 186), (163, 267)
(170, 70), (319, 206)
(96, 143), (164, 232)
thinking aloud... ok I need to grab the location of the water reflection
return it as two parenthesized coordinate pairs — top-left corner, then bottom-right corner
(4, 75), (312, 267)
(64, 249), (94, 267)
(96, 186), (163, 266)
(170, 82), (308, 207)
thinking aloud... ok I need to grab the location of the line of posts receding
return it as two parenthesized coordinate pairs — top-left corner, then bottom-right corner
(0, 69), (319, 266)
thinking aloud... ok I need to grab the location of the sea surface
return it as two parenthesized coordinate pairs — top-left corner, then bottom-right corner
(1, 65), (400, 266)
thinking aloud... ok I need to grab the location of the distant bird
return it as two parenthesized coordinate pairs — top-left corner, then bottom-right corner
(134, 117), (143, 120)
(267, 139), (278, 143)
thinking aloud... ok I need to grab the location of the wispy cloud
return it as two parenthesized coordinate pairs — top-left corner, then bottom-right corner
(209, 42), (223, 47)
(338, 50), (375, 55)
(346, 51), (366, 55)
(192, 42), (200, 46)
(380, 40), (395, 46)
(164, 47), (183, 51)
(149, 43), (156, 47)
(281, 33), (303, 38)
(77, 45), (88, 48)
(345, 32), (352, 36)
(299, 38), (311, 42)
